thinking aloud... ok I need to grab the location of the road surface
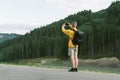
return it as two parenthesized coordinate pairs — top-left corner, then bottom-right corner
(0, 64), (120, 80)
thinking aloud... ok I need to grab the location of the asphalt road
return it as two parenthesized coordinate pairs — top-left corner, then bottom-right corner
(0, 64), (120, 80)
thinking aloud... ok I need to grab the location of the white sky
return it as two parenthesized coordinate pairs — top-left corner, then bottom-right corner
(0, 0), (117, 34)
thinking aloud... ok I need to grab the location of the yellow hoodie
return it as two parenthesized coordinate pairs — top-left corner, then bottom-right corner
(62, 26), (78, 48)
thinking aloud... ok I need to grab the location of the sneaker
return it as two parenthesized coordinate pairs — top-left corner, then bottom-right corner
(75, 68), (78, 72)
(68, 68), (76, 72)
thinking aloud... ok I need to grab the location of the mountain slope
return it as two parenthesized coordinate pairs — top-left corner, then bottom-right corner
(0, 1), (120, 61)
(0, 33), (21, 43)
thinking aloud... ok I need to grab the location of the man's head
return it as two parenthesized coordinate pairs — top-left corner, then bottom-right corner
(71, 21), (77, 28)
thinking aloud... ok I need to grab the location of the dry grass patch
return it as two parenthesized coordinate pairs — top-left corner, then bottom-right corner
(40, 58), (58, 64)
(79, 57), (120, 67)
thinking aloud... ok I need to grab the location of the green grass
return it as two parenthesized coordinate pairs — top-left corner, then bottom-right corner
(1, 57), (120, 74)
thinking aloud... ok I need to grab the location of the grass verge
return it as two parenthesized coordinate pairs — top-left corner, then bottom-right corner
(1, 57), (120, 74)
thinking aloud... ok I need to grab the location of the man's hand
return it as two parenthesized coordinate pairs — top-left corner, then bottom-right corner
(68, 23), (72, 28)
(62, 23), (66, 27)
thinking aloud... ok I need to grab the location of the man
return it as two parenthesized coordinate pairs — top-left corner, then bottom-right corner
(62, 21), (78, 72)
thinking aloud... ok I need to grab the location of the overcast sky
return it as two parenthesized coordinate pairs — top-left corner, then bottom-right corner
(0, 0), (117, 34)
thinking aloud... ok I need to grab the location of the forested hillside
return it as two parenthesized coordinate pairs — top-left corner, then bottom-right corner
(0, 1), (120, 61)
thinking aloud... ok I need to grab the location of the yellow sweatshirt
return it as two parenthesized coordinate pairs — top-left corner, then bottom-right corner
(62, 26), (78, 48)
